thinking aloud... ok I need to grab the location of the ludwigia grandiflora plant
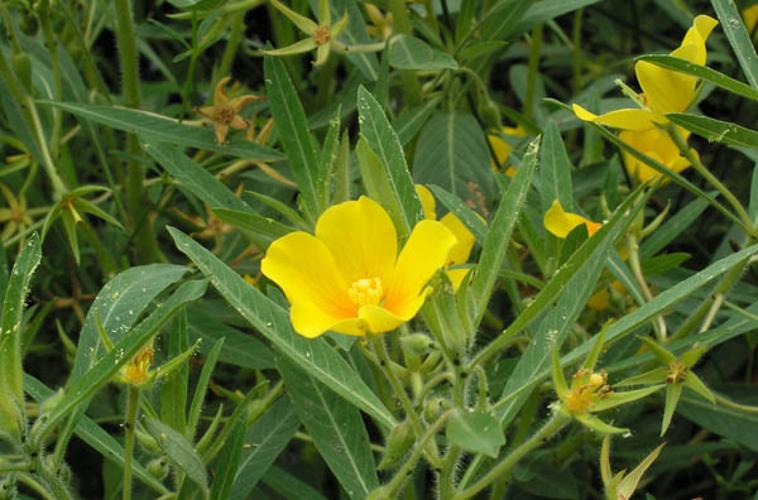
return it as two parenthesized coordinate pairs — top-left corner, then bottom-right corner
(0, 0), (757, 498)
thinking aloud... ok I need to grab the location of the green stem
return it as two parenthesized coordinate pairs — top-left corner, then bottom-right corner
(217, 12), (245, 81)
(524, 25), (543, 120)
(123, 386), (140, 500)
(666, 125), (755, 236)
(387, 0), (421, 104)
(372, 336), (441, 466)
(454, 412), (569, 499)
(38, 0), (64, 162)
(626, 234), (667, 341)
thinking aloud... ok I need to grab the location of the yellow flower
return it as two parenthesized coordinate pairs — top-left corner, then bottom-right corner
(573, 15), (718, 130)
(619, 127), (693, 182)
(544, 200), (601, 239)
(487, 125), (527, 176)
(120, 344), (154, 386)
(261, 196), (457, 338)
(743, 4), (758, 35)
(197, 77), (264, 144)
(415, 185), (475, 290)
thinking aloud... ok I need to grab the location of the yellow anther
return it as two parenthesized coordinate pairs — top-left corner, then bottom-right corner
(348, 277), (384, 307)
(313, 25), (332, 45)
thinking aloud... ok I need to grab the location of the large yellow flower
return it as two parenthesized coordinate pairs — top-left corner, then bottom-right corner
(415, 185), (475, 290)
(619, 127), (693, 182)
(261, 196), (457, 338)
(573, 15), (718, 131)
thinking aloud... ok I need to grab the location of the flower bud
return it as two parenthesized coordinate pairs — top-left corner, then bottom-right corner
(147, 457), (170, 481)
(400, 333), (433, 357)
(378, 420), (414, 470)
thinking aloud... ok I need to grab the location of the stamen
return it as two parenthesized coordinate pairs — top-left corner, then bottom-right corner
(348, 277), (384, 307)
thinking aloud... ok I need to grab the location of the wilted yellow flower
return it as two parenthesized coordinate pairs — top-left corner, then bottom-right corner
(544, 200), (601, 239)
(415, 185), (475, 290)
(487, 125), (527, 176)
(365, 3), (393, 39)
(197, 77), (264, 144)
(120, 344), (154, 386)
(573, 15), (718, 130)
(261, 197), (457, 338)
(619, 127), (694, 182)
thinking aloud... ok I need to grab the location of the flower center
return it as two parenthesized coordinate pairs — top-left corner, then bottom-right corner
(217, 106), (237, 125)
(348, 277), (384, 307)
(313, 25), (331, 45)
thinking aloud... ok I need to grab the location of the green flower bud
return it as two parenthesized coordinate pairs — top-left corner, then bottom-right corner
(400, 333), (433, 357)
(147, 457), (170, 481)
(479, 99), (502, 129)
(423, 397), (449, 422)
(378, 420), (414, 470)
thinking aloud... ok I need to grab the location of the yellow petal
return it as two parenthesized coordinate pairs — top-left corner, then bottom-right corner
(446, 268), (470, 292)
(744, 5), (758, 34)
(504, 166), (517, 177)
(619, 128), (692, 182)
(587, 287), (610, 312)
(572, 104), (662, 131)
(214, 76), (232, 105)
(358, 304), (406, 333)
(315, 196), (397, 286)
(636, 58), (696, 114)
(487, 131), (512, 169)
(544, 199), (600, 239)
(385, 220), (457, 317)
(261, 231), (354, 338)
(440, 212), (475, 265)
(680, 15), (718, 66)
(415, 184), (437, 220)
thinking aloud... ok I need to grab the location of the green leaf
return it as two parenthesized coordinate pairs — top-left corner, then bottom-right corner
(357, 86), (422, 238)
(427, 185), (488, 243)
(667, 112), (758, 149)
(160, 311), (189, 433)
(635, 54), (758, 100)
(187, 338), (224, 441)
(388, 35), (458, 70)
(142, 140), (248, 211)
(446, 409), (505, 458)
(38, 101), (283, 161)
(278, 356), (379, 498)
(210, 417), (245, 500)
(678, 391), (758, 452)
(32, 280), (208, 446)
(394, 98), (441, 146)
(260, 466), (330, 500)
(640, 197), (710, 258)
(168, 227), (396, 430)
(510, 0), (604, 38)
(539, 121), (574, 213)
(711, 0), (758, 89)
(23, 374), (170, 496)
(661, 383), (683, 435)
(468, 137), (539, 327)
(413, 111), (496, 210)
(0, 234), (41, 439)
(264, 56), (322, 219)
(212, 207), (294, 246)
(145, 416), (210, 496)
(187, 307), (274, 370)
(230, 398), (300, 500)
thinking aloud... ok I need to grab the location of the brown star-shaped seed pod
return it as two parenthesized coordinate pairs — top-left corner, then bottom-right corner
(197, 77), (265, 144)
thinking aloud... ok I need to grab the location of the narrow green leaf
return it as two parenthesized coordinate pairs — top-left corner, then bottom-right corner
(661, 383), (683, 435)
(678, 391), (758, 452)
(39, 101), (283, 161)
(446, 409), (505, 458)
(357, 86), (422, 237)
(278, 356), (379, 498)
(468, 137), (539, 327)
(540, 121), (574, 213)
(160, 311), (189, 433)
(711, 0), (758, 88)
(394, 98), (441, 146)
(168, 227), (396, 430)
(413, 111), (496, 210)
(210, 418), (245, 500)
(636, 54), (758, 100)
(389, 35), (459, 70)
(0, 234), (41, 439)
(260, 466), (330, 500)
(145, 416), (209, 496)
(212, 207), (293, 245)
(230, 398), (300, 500)
(427, 185), (488, 243)
(187, 338), (224, 441)
(264, 56), (321, 219)
(142, 140), (249, 211)
(667, 112), (758, 149)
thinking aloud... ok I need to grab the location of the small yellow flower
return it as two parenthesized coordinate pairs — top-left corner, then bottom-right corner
(261, 196), (457, 338)
(415, 185), (475, 290)
(563, 369), (612, 414)
(487, 125), (527, 176)
(573, 15), (718, 130)
(0, 183), (34, 240)
(120, 344), (154, 386)
(544, 200), (601, 239)
(197, 77), (264, 144)
(619, 127), (694, 182)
